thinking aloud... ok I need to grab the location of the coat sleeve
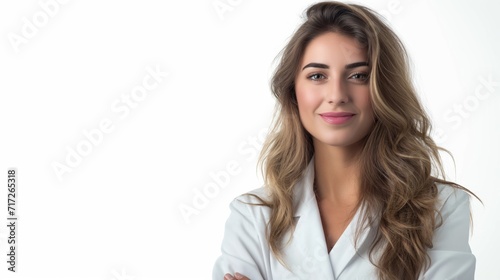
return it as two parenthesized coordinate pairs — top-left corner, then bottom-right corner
(212, 197), (267, 280)
(423, 187), (476, 280)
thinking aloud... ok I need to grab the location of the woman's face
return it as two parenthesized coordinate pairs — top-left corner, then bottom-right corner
(295, 32), (375, 149)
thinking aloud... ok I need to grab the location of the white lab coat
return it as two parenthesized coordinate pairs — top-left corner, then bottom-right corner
(212, 158), (475, 279)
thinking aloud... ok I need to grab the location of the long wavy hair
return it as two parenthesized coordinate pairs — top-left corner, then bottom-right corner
(255, 1), (477, 279)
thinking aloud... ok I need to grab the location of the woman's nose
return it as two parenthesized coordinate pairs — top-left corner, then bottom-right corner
(326, 78), (349, 104)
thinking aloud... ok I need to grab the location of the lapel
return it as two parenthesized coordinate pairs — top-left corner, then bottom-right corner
(280, 157), (376, 279)
(328, 201), (374, 278)
(280, 157), (335, 279)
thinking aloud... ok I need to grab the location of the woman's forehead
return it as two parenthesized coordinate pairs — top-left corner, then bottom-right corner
(301, 32), (368, 67)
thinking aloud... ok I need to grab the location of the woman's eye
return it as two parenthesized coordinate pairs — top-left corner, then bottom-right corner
(307, 73), (326, 81)
(349, 72), (369, 82)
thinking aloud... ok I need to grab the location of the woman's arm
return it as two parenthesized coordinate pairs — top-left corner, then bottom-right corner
(212, 197), (267, 280)
(423, 186), (476, 279)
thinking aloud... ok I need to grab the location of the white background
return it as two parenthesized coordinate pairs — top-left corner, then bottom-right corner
(0, 0), (499, 279)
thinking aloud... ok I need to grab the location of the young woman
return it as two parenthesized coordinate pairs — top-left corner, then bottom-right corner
(213, 1), (478, 279)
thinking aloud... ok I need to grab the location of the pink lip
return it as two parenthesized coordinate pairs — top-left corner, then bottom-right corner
(319, 112), (356, 125)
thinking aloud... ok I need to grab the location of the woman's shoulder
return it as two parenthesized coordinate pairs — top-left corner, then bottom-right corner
(424, 182), (475, 279)
(233, 187), (272, 204)
(227, 187), (273, 219)
(435, 182), (472, 211)
(433, 182), (474, 237)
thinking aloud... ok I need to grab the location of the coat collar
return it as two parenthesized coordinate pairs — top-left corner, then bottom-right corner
(292, 156), (317, 218)
(281, 157), (376, 279)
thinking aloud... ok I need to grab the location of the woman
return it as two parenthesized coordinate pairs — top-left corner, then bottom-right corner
(213, 1), (478, 279)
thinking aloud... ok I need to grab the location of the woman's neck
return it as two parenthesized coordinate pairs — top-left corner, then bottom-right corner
(313, 140), (363, 206)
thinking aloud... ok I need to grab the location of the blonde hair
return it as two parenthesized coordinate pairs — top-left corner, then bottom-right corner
(254, 1), (478, 279)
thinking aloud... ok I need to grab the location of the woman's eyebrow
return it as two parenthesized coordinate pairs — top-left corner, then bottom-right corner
(301, 61), (369, 71)
(302, 62), (329, 70)
(345, 61), (369, 69)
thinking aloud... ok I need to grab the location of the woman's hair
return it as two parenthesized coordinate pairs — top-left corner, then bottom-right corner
(255, 1), (477, 279)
